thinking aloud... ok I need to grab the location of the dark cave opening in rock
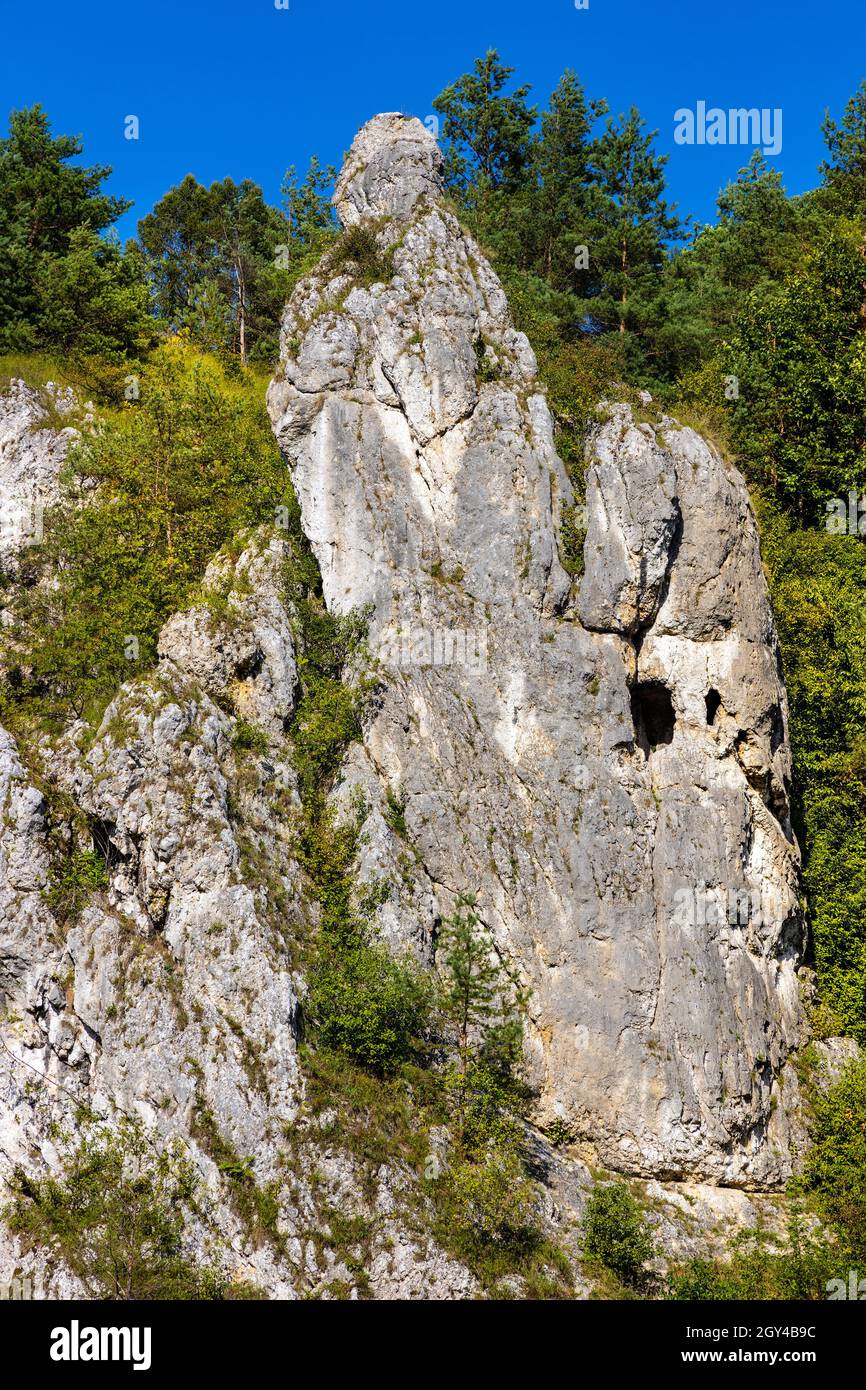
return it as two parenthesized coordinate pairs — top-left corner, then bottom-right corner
(88, 816), (121, 870)
(631, 680), (675, 751)
(705, 688), (722, 725)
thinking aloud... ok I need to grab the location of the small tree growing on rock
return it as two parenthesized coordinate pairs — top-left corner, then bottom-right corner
(581, 1180), (655, 1291)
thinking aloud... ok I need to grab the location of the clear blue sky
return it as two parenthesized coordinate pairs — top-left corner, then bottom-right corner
(1, 0), (863, 240)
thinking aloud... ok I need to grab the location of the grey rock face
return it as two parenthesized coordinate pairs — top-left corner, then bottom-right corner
(269, 114), (807, 1186)
(334, 113), (445, 227)
(0, 524), (472, 1297)
(0, 111), (823, 1302)
(158, 528), (298, 737)
(0, 379), (79, 574)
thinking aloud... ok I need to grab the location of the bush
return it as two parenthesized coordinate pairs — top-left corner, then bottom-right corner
(581, 1181), (655, 1289)
(3, 341), (289, 728)
(328, 225), (394, 287)
(803, 1057), (866, 1262)
(442, 1148), (538, 1256)
(47, 848), (108, 924)
(231, 718), (269, 755)
(6, 1116), (227, 1299)
(667, 1209), (842, 1301)
(307, 943), (432, 1074)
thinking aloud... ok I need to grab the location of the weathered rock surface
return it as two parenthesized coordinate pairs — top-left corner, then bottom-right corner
(0, 523), (474, 1298)
(0, 379), (79, 573)
(334, 112), (446, 228)
(0, 111), (833, 1302)
(268, 114), (807, 1187)
(158, 528), (298, 738)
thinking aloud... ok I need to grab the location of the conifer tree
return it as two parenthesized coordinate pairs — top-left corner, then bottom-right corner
(588, 107), (682, 346)
(0, 105), (135, 353)
(821, 80), (866, 214)
(432, 49), (536, 199)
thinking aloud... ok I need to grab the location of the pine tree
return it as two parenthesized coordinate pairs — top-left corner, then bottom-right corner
(438, 895), (525, 1078)
(587, 108), (682, 357)
(821, 80), (866, 214)
(439, 896), (503, 1057)
(0, 105), (132, 352)
(281, 156), (337, 259)
(530, 70), (607, 294)
(138, 176), (288, 363)
(432, 50), (536, 200)
(655, 154), (810, 380)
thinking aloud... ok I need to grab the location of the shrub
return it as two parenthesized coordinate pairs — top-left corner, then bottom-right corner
(558, 501), (587, 579)
(803, 1057), (866, 1262)
(666, 1209), (842, 1301)
(231, 718), (269, 755)
(47, 848), (108, 924)
(328, 224), (394, 287)
(307, 943), (432, 1074)
(442, 1148), (538, 1257)
(4, 341), (289, 728)
(581, 1181), (655, 1289)
(6, 1116), (227, 1299)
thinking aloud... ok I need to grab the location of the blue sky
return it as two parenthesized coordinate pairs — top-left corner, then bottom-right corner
(1, 0), (863, 240)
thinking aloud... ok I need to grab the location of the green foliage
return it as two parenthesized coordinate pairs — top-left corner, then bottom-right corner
(47, 848), (108, 925)
(723, 229), (866, 521)
(433, 49), (536, 195)
(667, 1058), (866, 1304)
(660, 154), (821, 377)
(437, 894), (525, 1071)
(138, 175), (295, 364)
(383, 784), (408, 839)
(587, 106), (683, 351)
(0, 105), (135, 357)
(821, 80), (866, 215)
(758, 502), (866, 1040)
(581, 1181), (655, 1290)
(328, 224), (394, 288)
(280, 516), (422, 1078)
(474, 336), (500, 385)
(498, 271), (620, 484)
(307, 943), (432, 1075)
(803, 1058), (866, 1261)
(31, 227), (154, 362)
(278, 505), (372, 808)
(2, 341), (289, 727)
(187, 1076), (281, 1251)
(437, 1146), (538, 1260)
(231, 718), (269, 756)
(6, 1116), (227, 1299)
(667, 1206), (841, 1301)
(559, 502), (587, 578)
(280, 157), (338, 259)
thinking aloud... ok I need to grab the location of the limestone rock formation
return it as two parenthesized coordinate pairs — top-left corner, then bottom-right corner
(0, 380), (81, 567)
(157, 529), (298, 738)
(0, 522), (473, 1297)
(0, 113), (821, 1302)
(268, 113), (806, 1186)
